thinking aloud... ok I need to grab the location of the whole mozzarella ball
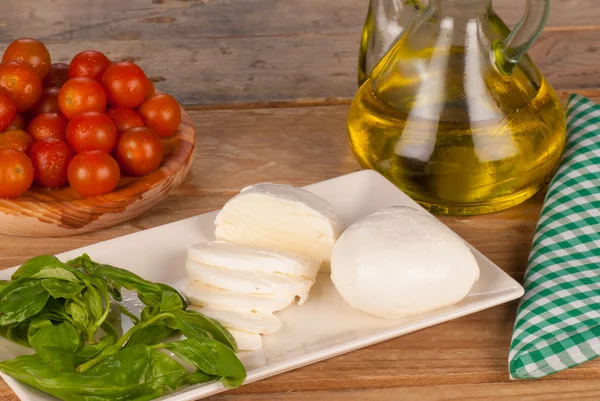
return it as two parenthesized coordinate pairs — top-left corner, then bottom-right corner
(331, 206), (480, 319)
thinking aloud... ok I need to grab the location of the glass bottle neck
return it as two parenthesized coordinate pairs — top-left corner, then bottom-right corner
(428, 0), (491, 17)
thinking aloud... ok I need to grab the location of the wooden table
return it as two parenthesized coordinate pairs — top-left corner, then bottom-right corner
(0, 0), (599, 399)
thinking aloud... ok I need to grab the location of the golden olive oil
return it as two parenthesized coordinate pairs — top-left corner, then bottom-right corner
(348, 46), (566, 215)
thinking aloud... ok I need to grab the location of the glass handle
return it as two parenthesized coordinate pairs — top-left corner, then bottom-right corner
(493, 0), (551, 75)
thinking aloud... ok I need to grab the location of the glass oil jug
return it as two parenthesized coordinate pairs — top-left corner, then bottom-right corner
(348, 0), (566, 215)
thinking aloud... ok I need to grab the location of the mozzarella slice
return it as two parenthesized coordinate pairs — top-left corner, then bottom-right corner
(182, 281), (296, 313)
(188, 241), (321, 280)
(188, 306), (282, 335)
(186, 260), (314, 305)
(228, 329), (263, 351)
(214, 183), (345, 269)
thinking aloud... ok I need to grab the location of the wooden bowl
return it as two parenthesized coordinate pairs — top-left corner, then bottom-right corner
(0, 106), (195, 237)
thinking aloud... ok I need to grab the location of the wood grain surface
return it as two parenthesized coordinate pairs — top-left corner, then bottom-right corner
(0, 0), (599, 400)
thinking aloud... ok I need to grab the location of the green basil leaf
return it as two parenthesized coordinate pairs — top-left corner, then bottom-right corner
(91, 264), (162, 306)
(42, 279), (86, 299)
(27, 318), (53, 339)
(170, 309), (237, 351)
(164, 338), (246, 388)
(11, 255), (70, 280)
(157, 283), (187, 308)
(31, 267), (79, 282)
(0, 280), (9, 293)
(159, 289), (184, 313)
(77, 322), (118, 359)
(65, 299), (90, 329)
(29, 321), (80, 353)
(0, 279), (50, 326)
(6, 322), (30, 347)
(82, 285), (104, 322)
(126, 323), (176, 348)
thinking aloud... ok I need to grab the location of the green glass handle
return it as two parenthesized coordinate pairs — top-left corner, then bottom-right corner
(493, 0), (551, 75)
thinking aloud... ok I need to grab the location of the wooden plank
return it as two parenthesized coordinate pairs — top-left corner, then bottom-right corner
(0, 0), (595, 44)
(0, 28), (596, 106)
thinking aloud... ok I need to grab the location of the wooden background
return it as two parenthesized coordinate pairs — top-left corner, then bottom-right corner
(0, 0), (598, 399)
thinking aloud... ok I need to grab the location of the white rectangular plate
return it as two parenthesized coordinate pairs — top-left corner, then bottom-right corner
(0, 170), (524, 401)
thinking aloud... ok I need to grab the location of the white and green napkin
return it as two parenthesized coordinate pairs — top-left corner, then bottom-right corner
(509, 94), (600, 379)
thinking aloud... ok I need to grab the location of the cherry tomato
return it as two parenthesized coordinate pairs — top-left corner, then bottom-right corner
(2, 38), (51, 80)
(138, 94), (181, 138)
(0, 90), (16, 131)
(31, 87), (60, 116)
(0, 61), (43, 112)
(43, 63), (69, 88)
(27, 113), (68, 142)
(68, 150), (120, 197)
(0, 130), (34, 155)
(0, 149), (33, 198)
(68, 50), (111, 82)
(115, 127), (163, 176)
(147, 80), (155, 98)
(58, 77), (106, 119)
(30, 140), (74, 188)
(105, 107), (144, 132)
(101, 61), (148, 108)
(7, 114), (27, 130)
(66, 111), (117, 153)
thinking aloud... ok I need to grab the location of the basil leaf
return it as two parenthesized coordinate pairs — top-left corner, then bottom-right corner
(77, 322), (118, 359)
(31, 267), (79, 282)
(91, 264), (162, 306)
(0, 279), (50, 326)
(0, 280), (9, 292)
(159, 290), (184, 313)
(126, 323), (176, 348)
(42, 279), (85, 299)
(157, 283), (187, 308)
(29, 322), (80, 353)
(27, 318), (53, 339)
(6, 322), (30, 347)
(82, 285), (103, 322)
(164, 338), (246, 388)
(11, 255), (69, 280)
(65, 299), (90, 329)
(178, 371), (215, 387)
(170, 309), (237, 351)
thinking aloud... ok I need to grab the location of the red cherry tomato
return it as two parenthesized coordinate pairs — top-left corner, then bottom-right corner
(43, 63), (69, 88)
(105, 107), (144, 132)
(0, 149), (34, 198)
(0, 90), (17, 131)
(115, 127), (163, 176)
(146, 80), (156, 99)
(0, 61), (43, 112)
(68, 50), (111, 82)
(101, 61), (148, 108)
(67, 150), (120, 197)
(138, 94), (181, 138)
(2, 38), (51, 80)
(27, 113), (68, 142)
(66, 111), (117, 153)
(58, 77), (106, 119)
(6, 114), (27, 130)
(30, 139), (73, 188)
(31, 87), (60, 116)
(0, 130), (34, 155)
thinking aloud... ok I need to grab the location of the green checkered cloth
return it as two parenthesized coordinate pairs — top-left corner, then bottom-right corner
(509, 94), (600, 379)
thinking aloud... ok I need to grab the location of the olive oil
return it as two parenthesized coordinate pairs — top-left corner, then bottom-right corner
(348, 46), (566, 215)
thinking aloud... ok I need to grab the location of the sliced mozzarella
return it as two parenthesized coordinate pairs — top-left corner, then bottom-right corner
(188, 306), (281, 335)
(186, 260), (314, 305)
(214, 183), (345, 269)
(188, 241), (320, 280)
(228, 329), (262, 351)
(182, 281), (296, 313)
